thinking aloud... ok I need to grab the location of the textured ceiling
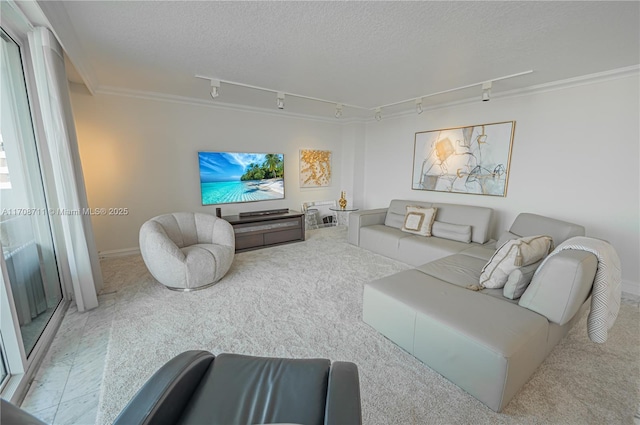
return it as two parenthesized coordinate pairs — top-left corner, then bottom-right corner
(43, 1), (639, 119)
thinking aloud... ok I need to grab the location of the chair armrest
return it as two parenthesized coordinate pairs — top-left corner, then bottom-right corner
(113, 350), (215, 425)
(347, 208), (388, 246)
(324, 361), (362, 425)
(212, 218), (236, 249)
(1, 399), (46, 425)
(140, 222), (186, 262)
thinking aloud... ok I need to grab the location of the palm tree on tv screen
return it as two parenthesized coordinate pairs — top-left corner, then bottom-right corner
(263, 154), (282, 179)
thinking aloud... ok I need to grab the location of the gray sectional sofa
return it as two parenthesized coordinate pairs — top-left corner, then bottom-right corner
(348, 199), (494, 266)
(348, 199), (596, 412)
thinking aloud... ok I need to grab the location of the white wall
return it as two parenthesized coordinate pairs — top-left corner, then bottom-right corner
(361, 74), (640, 293)
(69, 73), (640, 293)
(69, 85), (344, 253)
(340, 122), (366, 209)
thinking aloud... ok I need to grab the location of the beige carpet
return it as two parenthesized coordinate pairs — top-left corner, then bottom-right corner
(96, 227), (639, 424)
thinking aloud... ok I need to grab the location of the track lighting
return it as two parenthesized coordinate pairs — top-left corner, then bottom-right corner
(482, 82), (492, 102)
(196, 70), (533, 117)
(276, 92), (285, 109)
(210, 79), (220, 99)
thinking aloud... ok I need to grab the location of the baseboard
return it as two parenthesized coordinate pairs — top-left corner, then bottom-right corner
(98, 247), (140, 259)
(622, 279), (640, 297)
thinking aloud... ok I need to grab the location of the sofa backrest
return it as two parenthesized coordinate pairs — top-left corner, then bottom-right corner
(384, 199), (433, 229)
(432, 203), (493, 244)
(384, 199), (493, 244)
(509, 213), (585, 246)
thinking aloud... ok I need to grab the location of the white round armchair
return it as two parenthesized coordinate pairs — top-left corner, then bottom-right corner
(139, 212), (235, 291)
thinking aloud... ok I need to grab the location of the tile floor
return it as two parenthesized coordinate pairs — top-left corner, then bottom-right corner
(20, 292), (115, 424)
(18, 284), (640, 424)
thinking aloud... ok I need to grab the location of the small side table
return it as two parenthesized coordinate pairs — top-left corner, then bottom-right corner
(329, 207), (359, 227)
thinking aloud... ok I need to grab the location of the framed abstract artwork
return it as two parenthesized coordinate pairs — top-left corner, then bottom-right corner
(412, 121), (515, 197)
(300, 149), (331, 188)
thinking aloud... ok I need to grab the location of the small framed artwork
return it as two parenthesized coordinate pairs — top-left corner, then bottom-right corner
(412, 121), (515, 197)
(300, 149), (331, 188)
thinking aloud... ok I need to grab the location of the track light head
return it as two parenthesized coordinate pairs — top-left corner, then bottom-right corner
(210, 79), (220, 99)
(482, 82), (492, 102)
(415, 98), (423, 114)
(276, 92), (285, 109)
(335, 104), (343, 119)
(374, 108), (382, 121)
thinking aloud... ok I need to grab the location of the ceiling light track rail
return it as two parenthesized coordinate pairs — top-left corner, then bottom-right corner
(195, 69), (533, 119)
(376, 70), (532, 110)
(195, 74), (367, 111)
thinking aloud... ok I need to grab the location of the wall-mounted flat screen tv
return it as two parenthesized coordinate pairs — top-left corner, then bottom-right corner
(198, 151), (285, 205)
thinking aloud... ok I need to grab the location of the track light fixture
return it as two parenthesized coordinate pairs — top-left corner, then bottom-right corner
(482, 82), (492, 102)
(210, 79), (220, 99)
(196, 70), (532, 117)
(276, 92), (285, 109)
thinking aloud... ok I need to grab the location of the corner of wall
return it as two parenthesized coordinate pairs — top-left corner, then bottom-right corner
(622, 280), (640, 297)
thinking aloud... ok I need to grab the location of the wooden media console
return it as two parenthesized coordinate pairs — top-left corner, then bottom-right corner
(223, 211), (305, 252)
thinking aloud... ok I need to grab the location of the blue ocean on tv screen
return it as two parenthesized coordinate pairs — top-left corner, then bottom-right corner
(198, 152), (284, 205)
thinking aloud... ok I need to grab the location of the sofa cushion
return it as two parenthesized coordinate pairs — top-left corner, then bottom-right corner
(431, 221), (472, 243)
(503, 260), (542, 300)
(401, 206), (437, 236)
(416, 254), (486, 288)
(359, 224), (412, 260)
(480, 235), (553, 289)
(397, 235), (475, 267)
(459, 245), (496, 262)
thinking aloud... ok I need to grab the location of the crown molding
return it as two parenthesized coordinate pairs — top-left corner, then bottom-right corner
(87, 65), (638, 125)
(93, 85), (366, 124)
(498, 64), (639, 99)
(366, 65), (640, 123)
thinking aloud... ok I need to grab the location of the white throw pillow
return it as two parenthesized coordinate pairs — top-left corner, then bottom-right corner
(503, 259), (542, 299)
(401, 206), (437, 236)
(480, 235), (553, 289)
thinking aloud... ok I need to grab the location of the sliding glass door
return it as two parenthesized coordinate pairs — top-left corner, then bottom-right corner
(0, 26), (63, 372)
(0, 351), (7, 388)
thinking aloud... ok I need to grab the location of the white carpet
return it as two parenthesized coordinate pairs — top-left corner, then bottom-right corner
(96, 227), (639, 424)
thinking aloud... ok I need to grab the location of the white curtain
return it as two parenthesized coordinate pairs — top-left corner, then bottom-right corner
(27, 27), (101, 312)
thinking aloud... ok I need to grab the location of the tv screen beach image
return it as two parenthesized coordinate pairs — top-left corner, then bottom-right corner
(198, 152), (284, 205)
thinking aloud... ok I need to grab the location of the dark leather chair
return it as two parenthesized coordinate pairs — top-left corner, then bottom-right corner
(0, 399), (46, 425)
(114, 350), (362, 425)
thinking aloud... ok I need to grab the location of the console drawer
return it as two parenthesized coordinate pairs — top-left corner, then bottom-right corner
(264, 228), (302, 245)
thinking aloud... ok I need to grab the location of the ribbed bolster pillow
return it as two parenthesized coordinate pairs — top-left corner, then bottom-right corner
(431, 221), (472, 243)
